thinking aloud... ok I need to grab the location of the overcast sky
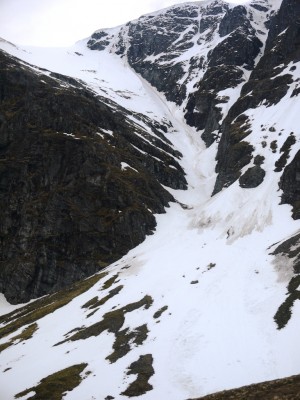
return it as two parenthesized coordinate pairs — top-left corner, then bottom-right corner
(0, 0), (249, 47)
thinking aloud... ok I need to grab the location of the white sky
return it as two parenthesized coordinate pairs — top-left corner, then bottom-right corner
(0, 0), (249, 47)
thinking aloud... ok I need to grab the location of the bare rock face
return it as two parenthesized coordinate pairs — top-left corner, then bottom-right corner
(87, 1), (230, 106)
(271, 232), (300, 330)
(87, 1), (268, 149)
(0, 50), (186, 303)
(239, 165), (266, 188)
(184, 2), (265, 146)
(279, 151), (300, 220)
(88, 4), (200, 105)
(184, 66), (244, 147)
(212, 0), (299, 194)
(218, 5), (248, 37)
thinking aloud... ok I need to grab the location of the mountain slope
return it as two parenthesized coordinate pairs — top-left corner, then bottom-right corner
(1, 0), (300, 399)
(0, 45), (187, 303)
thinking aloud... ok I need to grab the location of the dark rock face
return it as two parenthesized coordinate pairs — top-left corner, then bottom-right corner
(275, 134), (296, 172)
(0, 50), (186, 303)
(218, 5), (247, 37)
(87, 1), (229, 106)
(87, 31), (110, 50)
(124, 9), (198, 105)
(88, 1), (270, 149)
(271, 233), (300, 329)
(208, 27), (262, 70)
(185, 66), (244, 147)
(213, 0), (300, 194)
(213, 113), (254, 194)
(279, 151), (300, 220)
(88, 8), (200, 104)
(239, 165), (266, 188)
(264, 0), (300, 64)
(184, 2), (265, 146)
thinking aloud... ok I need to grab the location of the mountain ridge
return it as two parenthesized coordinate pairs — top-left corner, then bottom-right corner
(0, 0), (300, 398)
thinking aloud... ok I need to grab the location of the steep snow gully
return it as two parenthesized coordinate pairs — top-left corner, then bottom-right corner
(1, 0), (300, 399)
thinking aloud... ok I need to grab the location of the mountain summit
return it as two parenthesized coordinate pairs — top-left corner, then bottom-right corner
(0, 0), (300, 398)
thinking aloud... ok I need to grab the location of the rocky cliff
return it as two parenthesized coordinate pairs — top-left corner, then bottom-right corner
(0, 50), (186, 303)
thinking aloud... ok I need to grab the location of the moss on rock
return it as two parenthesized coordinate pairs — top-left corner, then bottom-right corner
(121, 354), (154, 397)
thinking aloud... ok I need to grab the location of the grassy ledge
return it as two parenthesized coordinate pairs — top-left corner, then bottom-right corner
(121, 354), (154, 397)
(0, 323), (38, 354)
(15, 363), (88, 400)
(0, 272), (107, 341)
(56, 295), (153, 363)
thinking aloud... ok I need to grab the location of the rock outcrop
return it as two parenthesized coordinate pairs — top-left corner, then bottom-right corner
(0, 50), (186, 303)
(213, 0), (299, 194)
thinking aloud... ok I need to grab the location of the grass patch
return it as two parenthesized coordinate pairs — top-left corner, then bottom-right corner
(81, 296), (99, 309)
(87, 285), (123, 311)
(86, 285), (123, 318)
(15, 363), (88, 400)
(0, 341), (12, 353)
(0, 273), (107, 341)
(56, 296), (152, 363)
(190, 373), (300, 400)
(107, 324), (149, 363)
(56, 295), (153, 345)
(101, 274), (119, 290)
(0, 323), (38, 354)
(121, 354), (154, 397)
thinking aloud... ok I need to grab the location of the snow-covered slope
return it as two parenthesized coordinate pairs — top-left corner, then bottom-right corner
(1, 0), (300, 398)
